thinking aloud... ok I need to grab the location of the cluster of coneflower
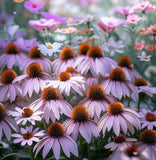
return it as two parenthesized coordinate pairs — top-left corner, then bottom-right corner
(0, 42), (156, 160)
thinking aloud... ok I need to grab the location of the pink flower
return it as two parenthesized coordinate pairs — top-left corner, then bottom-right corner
(0, 69), (22, 103)
(29, 87), (73, 123)
(12, 126), (44, 146)
(41, 12), (67, 24)
(0, 103), (19, 140)
(98, 102), (140, 136)
(55, 27), (79, 34)
(97, 17), (125, 32)
(33, 122), (78, 159)
(131, 1), (150, 12)
(135, 42), (145, 50)
(146, 4), (156, 11)
(115, 6), (134, 16)
(100, 68), (138, 101)
(24, 0), (44, 14)
(74, 46), (117, 77)
(29, 18), (59, 31)
(79, 85), (115, 119)
(127, 14), (142, 24)
(64, 105), (99, 143)
(77, 0), (100, 7)
(105, 135), (137, 153)
(0, 43), (28, 71)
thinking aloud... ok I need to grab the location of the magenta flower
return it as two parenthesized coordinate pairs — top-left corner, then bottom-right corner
(15, 37), (39, 52)
(79, 85), (115, 119)
(0, 11), (13, 29)
(64, 105), (99, 143)
(98, 102), (140, 136)
(41, 12), (67, 24)
(24, 0), (44, 14)
(12, 126), (44, 146)
(98, 17), (125, 32)
(131, 1), (150, 12)
(29, 18), (59, 31)
(0, 103), (19, 140)
(33, 122), (78, 159)
(127, 14), (142, 24)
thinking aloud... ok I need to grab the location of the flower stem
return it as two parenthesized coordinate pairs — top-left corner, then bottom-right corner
(79, 134), (83, 155)
(29, 146), (33, 160)
(87, 143), (91, 160)
(43, 119), (47, 130)
(137, 94), (141, 111)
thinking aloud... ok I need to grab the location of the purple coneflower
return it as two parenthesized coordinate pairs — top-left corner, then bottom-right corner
(0, 103), (18, 140)
(9, 106), (43, 125)
(98, 102), (140, 136)
(46, 72), (85, 96)
(74, 46), (117, 77)
(52, 47), (75, 73)
(64, 105), (99, 143)
(79, 85), (115, 119)
(137, 129), (156, 160)
(139, 109), (156, 129)
(22, 46), (52, 73)
(33, 122), (78, 159)
(12, 125), (44, 146)
(30, 87), (73, 123)
(100, 67), (138, 101)
(14, 62), (51, 97)
(0, 43), (28, 71)
(105, 135), (137, 153)
(134, 78), (156, 97)
(117, 56), (141, 81)
(0, 69), (22, 103)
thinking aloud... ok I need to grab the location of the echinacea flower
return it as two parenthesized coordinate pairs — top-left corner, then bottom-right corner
(137, 51), (151, 62)
(117, 56), (142, 81)
(101, 37), (124, 57)
(15, 37), (39, 52)
(105, 135), (137, 153)
(98, 102), (140, 136)
(52, 47), (75, 73)
(9, 106), (43, 125)
(79, 85), (115, 119)
(120, 144), (150, 160)
(139, 109), (156, 129)
(100, 68), (138, 101)
(0, 43), (28, 71)
(134, 78), (156, 97)
(29, 18), (59, 31)
(0, 103), (19, 140)
(22, 46), (52, 73)
(0, 69), (22, 103)
(38, 42), (63, 56)
(0, 11), (13, 29)
(24, 0), (44, 14)
(12, 126), (44, 146)
(74, 46), (117, 77)
(46, 72), (85, 96)
(29, 87), (73, 123)
(137, 129), (156, 160)
(13, 62), (51, 97)
(126, 14), (142, 24)
(97, 17), (125, 32)
(33, 122), (78, 159)
(64, 105), (99, 143)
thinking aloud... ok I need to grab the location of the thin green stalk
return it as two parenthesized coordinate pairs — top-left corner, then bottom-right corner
(79, 134), (83, 155)
(43, 119), (47, 130)
(74, 155), (77, 160)
(137, 94), (141, 111)
(29, 146), (33, 160)
(87, 143), (91, 160)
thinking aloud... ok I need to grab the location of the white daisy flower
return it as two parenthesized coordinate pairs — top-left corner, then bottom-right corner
(38, 42), (63, 56)
(137, 51), (151, 62)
